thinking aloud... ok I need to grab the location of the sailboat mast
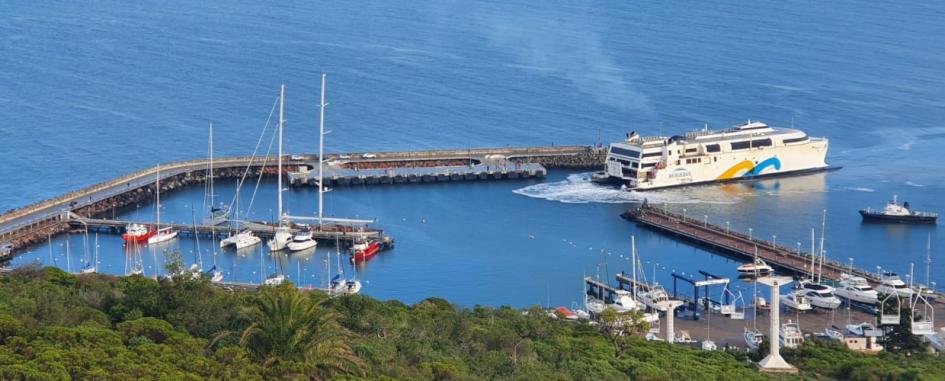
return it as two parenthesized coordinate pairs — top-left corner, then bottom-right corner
(318, 73), (326, 226)
(277, 84), (285, 225)
(810, 228), (816, 280)
(927, 234), (933, 288)
(209, 122), (214, 213)
(155, 166), (161, 229)
(818, 210), (826, 283)
(631, 236), (637, 300)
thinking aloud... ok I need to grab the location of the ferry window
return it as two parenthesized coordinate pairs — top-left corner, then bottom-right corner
(706, 144), (720, 153)
(730, 141), (750, 150)
(685, 148), (697, 153)
(714, 157), (717, 162)
(610, 147), (641, 158)
(783, 135), (808, 144)
(641, 163), (657, 168)
(641, 152), (662, 158)
(751, 138), (773, 147)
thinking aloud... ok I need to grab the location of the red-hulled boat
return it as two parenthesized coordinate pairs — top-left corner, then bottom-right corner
(351, 239), (381, 263)
(122, 224), (155, 243)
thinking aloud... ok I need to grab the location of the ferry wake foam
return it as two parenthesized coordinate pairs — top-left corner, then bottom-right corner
(512, 173), (739, 205)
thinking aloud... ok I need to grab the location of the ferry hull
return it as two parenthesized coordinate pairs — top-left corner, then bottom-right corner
(859, 211), (936, 224)
(602, 121), (831, 190)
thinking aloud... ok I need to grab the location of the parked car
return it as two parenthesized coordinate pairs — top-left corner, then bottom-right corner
(361, 153), (377, 159)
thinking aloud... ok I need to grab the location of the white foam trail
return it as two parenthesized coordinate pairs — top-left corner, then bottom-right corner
(840, 186), (875, 192)
(512, 173), (739, 205)
(905, 181), (926, 187)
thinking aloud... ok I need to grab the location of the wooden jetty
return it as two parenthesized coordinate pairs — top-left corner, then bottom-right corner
(623, 202), (880, 284)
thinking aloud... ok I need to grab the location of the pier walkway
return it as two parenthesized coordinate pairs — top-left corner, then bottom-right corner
(623, 203), (880, 283)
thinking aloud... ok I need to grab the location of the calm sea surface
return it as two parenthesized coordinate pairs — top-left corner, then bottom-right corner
(2, 1), (943, 307)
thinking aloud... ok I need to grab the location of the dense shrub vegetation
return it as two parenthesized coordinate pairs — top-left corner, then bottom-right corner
(0, 265), (942, 380)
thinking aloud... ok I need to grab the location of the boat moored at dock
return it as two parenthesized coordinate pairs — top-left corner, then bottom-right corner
(599, 120), (830, 190)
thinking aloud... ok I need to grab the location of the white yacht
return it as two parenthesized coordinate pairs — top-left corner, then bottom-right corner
(599, 121), (830, 190)
(834, 273), (879, 304)
(780, 321), (805, 349)
(286, 231), (318, 251)
(220, 230), (262, 250)
(780, 290), (813, 311)
(639, 284), (671, 312)
(737, 258), (773, 276)
(799, 281), (842, 309)
(875, 273), (915, 298)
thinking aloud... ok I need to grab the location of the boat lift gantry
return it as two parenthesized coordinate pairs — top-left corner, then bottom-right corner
(671, 270), (730, 320)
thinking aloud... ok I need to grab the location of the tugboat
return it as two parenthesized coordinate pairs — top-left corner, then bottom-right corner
(122, 224), (155, 243)
(351, 238), (382, 263)
(859, 195), (937, 223)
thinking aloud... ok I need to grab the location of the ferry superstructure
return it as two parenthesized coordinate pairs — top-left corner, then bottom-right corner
(601, 121), (829, 190)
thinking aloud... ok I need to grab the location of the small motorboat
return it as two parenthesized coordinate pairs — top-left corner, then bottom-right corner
(287, 231), (318, 252)
(737, 258), (773, 276)
(744, 328), (764, 350)
(780, 321), (805, 349)
(264, 274), (286, 286)
(701, 340), (717, 351)
(675, 330), (694, 344)
(846, 322), (876, 337)
(780, 290), (813, 311)
(555, 306), (579, 320)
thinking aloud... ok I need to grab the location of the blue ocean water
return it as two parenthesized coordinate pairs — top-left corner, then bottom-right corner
(2, 1), (944, 307)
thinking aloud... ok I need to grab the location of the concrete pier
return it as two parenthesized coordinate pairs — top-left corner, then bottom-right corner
(623, 202), (881, 283)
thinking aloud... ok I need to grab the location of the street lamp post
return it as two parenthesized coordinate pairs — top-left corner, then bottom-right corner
(749, 228), (753, 241)
(726, 221), (730, 234)
(704, 215), (708, 227)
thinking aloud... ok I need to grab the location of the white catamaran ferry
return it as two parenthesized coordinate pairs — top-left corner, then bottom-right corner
(599, 120), (829, 190)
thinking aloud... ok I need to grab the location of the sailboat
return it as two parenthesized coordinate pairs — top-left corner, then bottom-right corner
(80, 226), (95, 274)
(264, 250), (287, 286)
(148, 165), (179, 244)
(204, 122), (230, 226)
(329, 237), (361, 294)
(744, 275), (764, 350)
(267, 84), (292, 252)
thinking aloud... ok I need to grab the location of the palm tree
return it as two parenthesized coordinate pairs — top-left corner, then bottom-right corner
(239, 286), (362, 379)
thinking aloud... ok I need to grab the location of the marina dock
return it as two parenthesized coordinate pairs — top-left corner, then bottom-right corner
(69, 216), (390, 245)
(0, 145), (604, 259)
(623, 202), (881, 284)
